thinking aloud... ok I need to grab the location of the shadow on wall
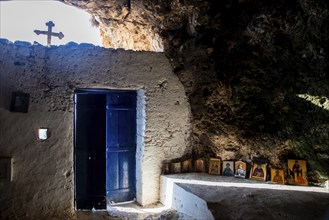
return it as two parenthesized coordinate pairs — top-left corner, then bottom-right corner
(214, 29), (329, 176)
(0, 78), (14, 112)
(181, 0), (329, 177)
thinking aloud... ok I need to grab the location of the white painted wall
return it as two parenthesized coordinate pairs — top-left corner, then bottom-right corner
(0, 39), (191, 219)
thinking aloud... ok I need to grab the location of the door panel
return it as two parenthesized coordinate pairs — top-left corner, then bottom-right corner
(106, 91), (137, 203)
(107, 110), (136, 147)
(75, 94), (106, 209)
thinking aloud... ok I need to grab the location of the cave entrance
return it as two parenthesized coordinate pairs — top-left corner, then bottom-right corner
(74, 89), (137, 210)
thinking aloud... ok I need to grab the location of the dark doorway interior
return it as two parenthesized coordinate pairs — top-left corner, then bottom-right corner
(74, 89), (137, 210)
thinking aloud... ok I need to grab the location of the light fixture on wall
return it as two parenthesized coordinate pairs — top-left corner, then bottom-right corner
(38, 128), (48, 140)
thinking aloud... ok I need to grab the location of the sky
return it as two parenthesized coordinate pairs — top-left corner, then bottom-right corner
(0, 0), (102, 46)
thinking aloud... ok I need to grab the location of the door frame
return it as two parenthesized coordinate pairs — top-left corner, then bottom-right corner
(73, 88), (141, 209)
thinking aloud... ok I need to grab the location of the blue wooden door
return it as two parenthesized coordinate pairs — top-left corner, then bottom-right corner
(106, 91), (137, 203)
(75, 90), (137, 209)
(74, 93), (107, 209)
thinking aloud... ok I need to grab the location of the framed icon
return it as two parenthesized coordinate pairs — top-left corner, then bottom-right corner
(195, 158), (205, 173)
(162, 161), (171, 174)
(10, 92), (30, 113)
(182, 159), (192, 173)
(250, 162), (267, 181)
(271, 168), (284, 184)
(209, 158), (221, 175)
(287, 159), (308, 186)
(234, 161), (247, 178)
(172, 162), (181, 174)
(222, 161), (234, 176)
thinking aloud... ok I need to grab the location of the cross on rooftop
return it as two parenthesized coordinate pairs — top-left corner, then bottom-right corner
(34, 21), (64, 47)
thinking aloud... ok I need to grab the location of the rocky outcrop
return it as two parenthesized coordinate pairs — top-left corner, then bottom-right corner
(62, 0), (329, 178)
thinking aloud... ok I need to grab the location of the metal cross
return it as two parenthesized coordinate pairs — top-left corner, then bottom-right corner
(34, 21), (64, 47)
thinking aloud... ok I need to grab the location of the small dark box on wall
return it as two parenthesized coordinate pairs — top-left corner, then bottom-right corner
(0, 158), (13, 182)
(10, 92), (30, 113)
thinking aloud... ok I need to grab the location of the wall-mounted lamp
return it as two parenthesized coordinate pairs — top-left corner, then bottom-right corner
(38, 128), (48, 140)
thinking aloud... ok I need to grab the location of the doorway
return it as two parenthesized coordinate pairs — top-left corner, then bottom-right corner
(74, 89), (137, 210)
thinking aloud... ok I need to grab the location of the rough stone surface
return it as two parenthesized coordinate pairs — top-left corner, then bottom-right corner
(0, 40), (191, 219)
(56, 0), (329, 178)
(1, 0), (329, 217)
(61, 0), (165, 52)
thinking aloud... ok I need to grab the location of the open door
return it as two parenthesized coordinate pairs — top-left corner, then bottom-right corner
(74, 90), (137, 209)
(106, 91), (136, 203)
(74, 93), (107, 209)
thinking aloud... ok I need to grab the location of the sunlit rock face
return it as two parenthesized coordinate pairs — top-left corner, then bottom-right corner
(61, 0), (172, 51)
(62, 0), (329, 177)
(60, 0), (212, 52)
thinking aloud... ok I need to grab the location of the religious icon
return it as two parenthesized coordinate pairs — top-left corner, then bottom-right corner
(287, 159), (308, 186)
(234, 161), (247, 178)
(172, 162), (181, 174)
(222, 161), (234, 176)
(162, 161), (171, 174)
(250, 162), (267, 181)
(209, 158), (221, 175)
(182, 159), (192, 173)
(195, 158), (205, 173)
(10, 92), (30, 113)
(271, 168), (284, 184)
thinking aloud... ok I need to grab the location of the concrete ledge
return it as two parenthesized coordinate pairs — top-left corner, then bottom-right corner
(160, 175), (214, 220)
(160, 173), (329, 220)
(161, 173), (329, 194)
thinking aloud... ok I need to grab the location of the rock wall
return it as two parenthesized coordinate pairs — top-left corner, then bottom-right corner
(173, 0), (329, 179)
(59, 0), (329, 177)
(61, 0), (165, 52)
(0, 39), (191, 219)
